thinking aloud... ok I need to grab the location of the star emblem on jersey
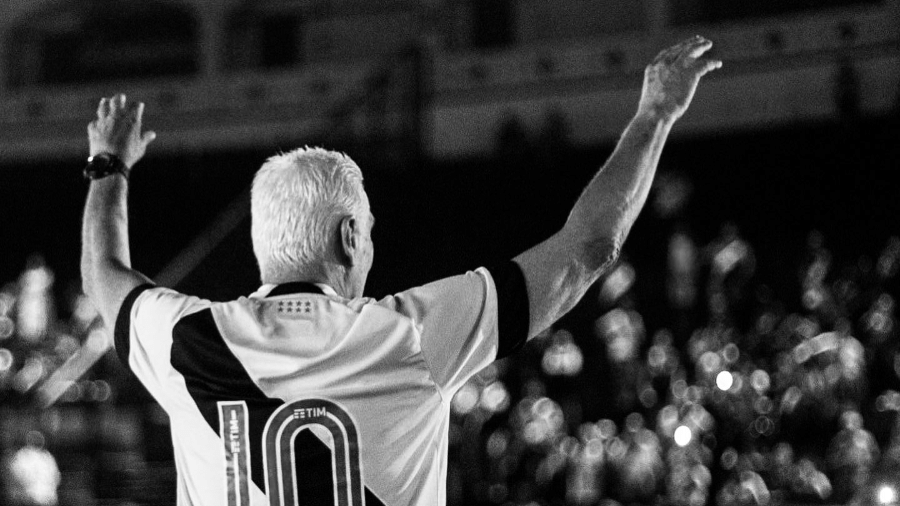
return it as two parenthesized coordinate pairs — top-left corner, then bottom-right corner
(277, 300), (313, 315)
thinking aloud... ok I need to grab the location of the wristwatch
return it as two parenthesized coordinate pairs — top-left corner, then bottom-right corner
(84, 153), (129, 180)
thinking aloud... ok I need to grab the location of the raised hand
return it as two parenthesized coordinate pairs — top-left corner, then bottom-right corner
(88, 94), (157, 169)
(637, 35), (722, 122)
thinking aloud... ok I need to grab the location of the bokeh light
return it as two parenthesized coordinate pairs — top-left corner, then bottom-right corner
(878, 485), (897, 505)
(542, 330), (584, 376)
(674, 426), (692, 447)
(715, 371), (733, 391)
(451, 382), (479, 416)
(479, 381), (510, 414)
(0, 347), (13, 371)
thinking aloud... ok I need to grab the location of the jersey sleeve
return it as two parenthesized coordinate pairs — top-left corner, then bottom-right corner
(378, 261), (529, 395)
(114, 284), (211, 403)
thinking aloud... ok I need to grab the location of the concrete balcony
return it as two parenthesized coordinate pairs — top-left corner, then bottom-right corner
(429, 4), (900, 157)
(0, 1), (896, 163)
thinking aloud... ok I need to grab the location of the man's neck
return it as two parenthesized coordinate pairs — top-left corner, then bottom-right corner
(266, 268), (353, 298)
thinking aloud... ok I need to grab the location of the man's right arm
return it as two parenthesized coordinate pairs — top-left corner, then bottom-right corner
(513, 36), (722, 338)
(81, 94), (156, 330)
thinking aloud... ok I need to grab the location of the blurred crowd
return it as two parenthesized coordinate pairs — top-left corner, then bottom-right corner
(0, 201), (899, 506)
(0, 256), (147, 506)
(444, 175), (900, 506)
(0, 256), (100, 404)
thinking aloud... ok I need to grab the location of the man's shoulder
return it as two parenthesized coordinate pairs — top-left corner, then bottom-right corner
(128, 285), (217, 326)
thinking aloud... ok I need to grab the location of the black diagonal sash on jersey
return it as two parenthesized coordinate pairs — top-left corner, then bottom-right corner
(170, 309), (281, 495)
(169, 305), (387, 505)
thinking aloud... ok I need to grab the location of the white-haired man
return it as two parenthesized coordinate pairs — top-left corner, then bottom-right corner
(82, 37), (720, 506)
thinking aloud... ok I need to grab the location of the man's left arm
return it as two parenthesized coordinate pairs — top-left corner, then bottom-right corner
(81, 94), (157, 329)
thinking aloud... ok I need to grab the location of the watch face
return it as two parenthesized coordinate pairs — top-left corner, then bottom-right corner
(89, 154), (113, 170)
(85, 154), (127, 180)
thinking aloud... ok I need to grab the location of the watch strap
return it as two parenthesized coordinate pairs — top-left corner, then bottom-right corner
(84, 153), (129, 180)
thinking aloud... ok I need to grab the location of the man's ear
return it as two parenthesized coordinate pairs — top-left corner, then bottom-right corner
(339, 215), (359, 266)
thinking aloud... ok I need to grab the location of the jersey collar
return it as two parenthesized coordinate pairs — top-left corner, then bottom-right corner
(255, 282), (339, 298)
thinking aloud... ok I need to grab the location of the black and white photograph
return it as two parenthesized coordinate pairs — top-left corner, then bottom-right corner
(0, 1), (898, 505)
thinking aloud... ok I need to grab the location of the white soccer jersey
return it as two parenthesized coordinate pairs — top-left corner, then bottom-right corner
(114, 264), (529, 506)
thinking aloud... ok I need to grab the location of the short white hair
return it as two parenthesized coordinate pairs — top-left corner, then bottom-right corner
(251, 146), (366, 283)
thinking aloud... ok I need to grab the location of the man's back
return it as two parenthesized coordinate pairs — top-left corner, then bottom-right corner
(117, 267), (527, 506)
(83, 39), (719, 505)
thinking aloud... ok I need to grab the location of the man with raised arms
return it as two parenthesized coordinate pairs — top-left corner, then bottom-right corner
(81, 36), (721, 505)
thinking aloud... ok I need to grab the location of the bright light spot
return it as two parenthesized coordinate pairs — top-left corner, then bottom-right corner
(72, 294), (98, 324)
(0, 348), (13, 371)
(596, 309), (643, 362)
(878, 485), (897, 505)
(451, 383), (479, 415)
(7, 445), (60, 505)
(877, 391), (900, 412)
(793, 342), (812, 364)
(86, 329), (111, 352)
(713, 240), (745, 274)
(698, 351), (722, 374)
(599, 263), (636, 303)
(541, 331), (584, 377)
(519, 397), (565, 446)
(13, 357), (45, 393)
(750, 370), (771, 393)
(716, 371), (734, 391)
(674, 425), (692, 447)
(17, 263), (55, 343)
(480, 381), (510, 413)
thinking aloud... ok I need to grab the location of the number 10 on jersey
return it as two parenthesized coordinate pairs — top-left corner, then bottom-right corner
(218, 399), (366, 506)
